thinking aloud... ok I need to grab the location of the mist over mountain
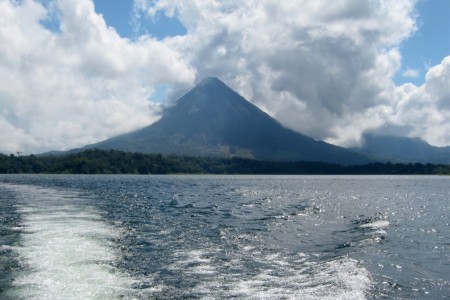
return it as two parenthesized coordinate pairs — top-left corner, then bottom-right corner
(352, 134), (450, 164)
(79, 77), (368, 165)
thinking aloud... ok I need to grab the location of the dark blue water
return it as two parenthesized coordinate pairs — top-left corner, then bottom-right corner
(0, 175), (449, 299)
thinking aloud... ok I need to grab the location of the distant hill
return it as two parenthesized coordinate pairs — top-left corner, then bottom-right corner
(78, 77), (369, 165)
(352, 133), (450, 164)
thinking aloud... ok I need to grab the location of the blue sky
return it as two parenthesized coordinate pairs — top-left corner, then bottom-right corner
(1, 0), (450, 154)
(395, 0), (450, 85)
(94, 0), (186, 40)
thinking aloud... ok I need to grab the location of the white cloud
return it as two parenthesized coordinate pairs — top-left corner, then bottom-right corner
(390, 56), (450, 146)
(0, 0), (195, 154)
(402, 68), (420, 78)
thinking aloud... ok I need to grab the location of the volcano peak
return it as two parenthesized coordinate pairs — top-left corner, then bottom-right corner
(81, 78), (369, 164)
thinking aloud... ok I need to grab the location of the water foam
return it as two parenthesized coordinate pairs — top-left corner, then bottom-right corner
(167, 246), (372, 299)
(3, 184), (136, 300)
(360, 220), (390, 229)
(223, 255), (371, 299)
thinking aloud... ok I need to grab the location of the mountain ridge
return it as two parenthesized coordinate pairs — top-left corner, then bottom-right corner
(352, 133), (450, 164)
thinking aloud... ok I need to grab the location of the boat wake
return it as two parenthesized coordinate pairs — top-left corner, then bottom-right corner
(2, 184), (136, 300)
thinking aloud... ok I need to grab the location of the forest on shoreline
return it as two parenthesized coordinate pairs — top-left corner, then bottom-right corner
(1, 149), (449, 175)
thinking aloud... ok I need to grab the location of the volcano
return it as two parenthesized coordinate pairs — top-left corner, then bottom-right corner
(82, 77), (368, 164)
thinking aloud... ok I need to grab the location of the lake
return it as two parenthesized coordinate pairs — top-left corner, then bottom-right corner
(0, 175), (449, 299)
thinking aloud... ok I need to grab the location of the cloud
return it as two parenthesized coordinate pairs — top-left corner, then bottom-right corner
(402, 68), (420, 78)
(389, 56), (450, 146)
(0, 0), (194, 154)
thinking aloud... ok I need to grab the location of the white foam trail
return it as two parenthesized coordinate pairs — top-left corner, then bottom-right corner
(360, 220), (390, 229)
(3, 184), (136, 300)
(171, 248), (372, 299)
(224, 256), (371, 300)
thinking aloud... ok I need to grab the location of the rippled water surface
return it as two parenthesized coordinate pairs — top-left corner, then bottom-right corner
(0, 175), (449, 299)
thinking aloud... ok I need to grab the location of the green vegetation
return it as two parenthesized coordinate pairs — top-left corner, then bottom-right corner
(0, 149), (449, 175)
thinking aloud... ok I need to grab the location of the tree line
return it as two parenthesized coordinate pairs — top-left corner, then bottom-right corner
(0, 149), (449, 175)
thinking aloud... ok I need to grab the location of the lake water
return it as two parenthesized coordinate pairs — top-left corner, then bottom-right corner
(0, 175), (448, 299)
